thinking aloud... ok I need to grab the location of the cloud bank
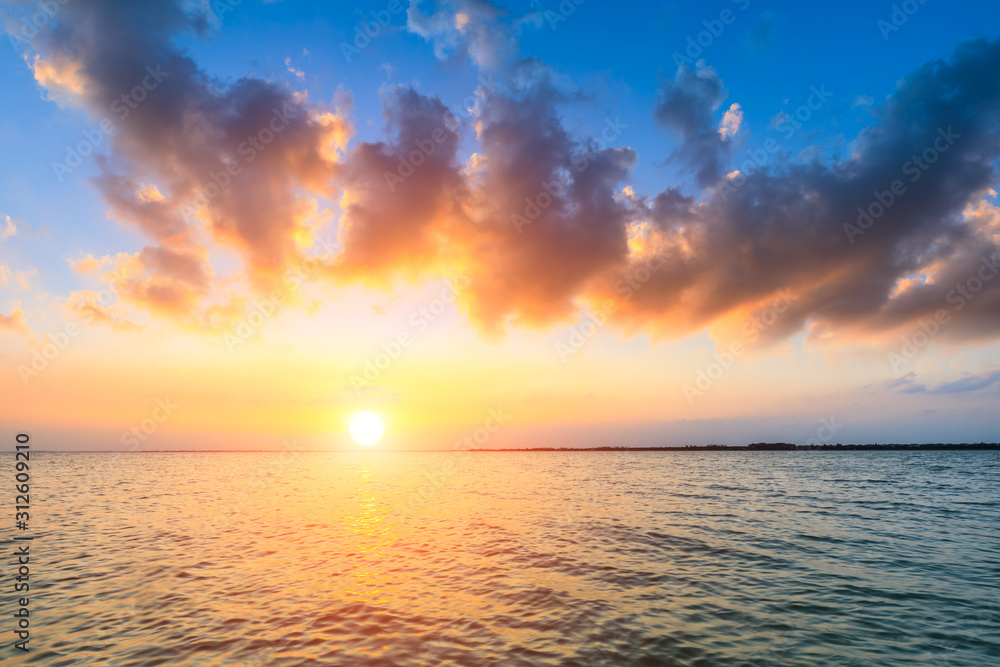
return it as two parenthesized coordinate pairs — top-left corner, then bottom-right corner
(6, 0), (1000, 352)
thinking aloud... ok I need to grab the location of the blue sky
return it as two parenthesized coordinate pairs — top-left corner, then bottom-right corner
(4, 0), (996, 272)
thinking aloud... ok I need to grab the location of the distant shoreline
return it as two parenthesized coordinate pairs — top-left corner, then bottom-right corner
(465, 443), (1000, 452)
(20, 443), (1000, 453)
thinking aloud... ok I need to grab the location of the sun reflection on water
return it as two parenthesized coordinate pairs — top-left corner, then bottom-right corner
(339, 462), (397, 605)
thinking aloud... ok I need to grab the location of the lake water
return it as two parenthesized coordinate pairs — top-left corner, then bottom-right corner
(12, 450), (1000, 665)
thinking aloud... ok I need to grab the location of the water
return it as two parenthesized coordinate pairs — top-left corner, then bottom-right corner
(10, 450), (1000, 666)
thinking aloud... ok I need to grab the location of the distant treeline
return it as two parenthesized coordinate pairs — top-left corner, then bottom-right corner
(468, 443), (1000, 451)
(792, 443), (1000, 450)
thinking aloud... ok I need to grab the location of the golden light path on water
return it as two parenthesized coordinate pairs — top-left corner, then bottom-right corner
(341, 463), (393, 606)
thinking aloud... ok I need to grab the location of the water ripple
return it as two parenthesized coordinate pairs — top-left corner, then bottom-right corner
(10, 450), (1000, 666)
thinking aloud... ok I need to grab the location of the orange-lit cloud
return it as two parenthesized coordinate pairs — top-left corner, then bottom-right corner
(1, 215), (15, 243)
(28, 53), (86, 102)
(719, 102), (743, 139)
(15, 0), (1000, 354)
(19, 0), (354, 330)
(69, 254), (106, 275)
(0, 301), (31, 337)
(64, 290), (143, 333)
(329, 86), (469, 286)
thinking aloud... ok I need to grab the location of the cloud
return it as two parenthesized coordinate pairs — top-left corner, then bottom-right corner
(27, 52), (87, 104)
(64, 290), (143, 333)
(12, 0), (351, 329)
(14, 267), (36, 291)
(614, 39), (1000, 347)
(285, 57), (305, 79)
(406, 0), (541, 69)
(0, 215), (15, 243)
(654, 63), (732, 187)
(452, 67), (635, 333)
(769, 110), (789, 130)
(338, 37), (1000, 346)
(0, 263), (38, 292)
(328, 62), (635, 333)
(9, 2), (1000, 354)
(69, 254), (106, 275)
(899, 369), (1000, 395)
(719, 102), (743, 140)
(20, 221), (50, 239)
(885, 372), (918, 390)
(0, 301), (31, 337)
(931, 369), (1000, 394)
(329, 84), (468, 285)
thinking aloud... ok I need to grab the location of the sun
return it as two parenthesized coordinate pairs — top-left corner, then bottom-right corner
(350, 411), (384, 446)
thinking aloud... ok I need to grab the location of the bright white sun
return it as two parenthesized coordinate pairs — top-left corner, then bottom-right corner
(350, 411), (384, 446)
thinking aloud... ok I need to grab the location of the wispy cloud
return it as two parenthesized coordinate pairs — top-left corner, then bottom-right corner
(0, 301), (32, 337)
(902, 369), (1000, 395)
(405, 0), (542, 69)
(0, 215), (16, 243)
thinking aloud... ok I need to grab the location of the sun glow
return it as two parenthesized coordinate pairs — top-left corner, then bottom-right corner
(350, 411), (385, 446)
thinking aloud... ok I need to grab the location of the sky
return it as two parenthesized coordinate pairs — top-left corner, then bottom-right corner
(1, 0), (999, 451)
